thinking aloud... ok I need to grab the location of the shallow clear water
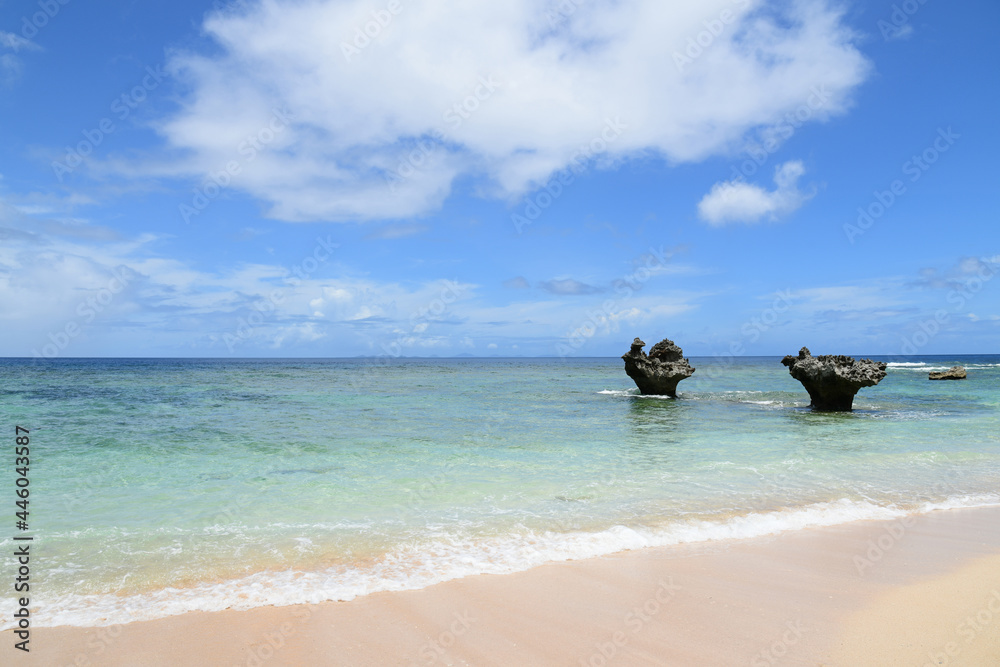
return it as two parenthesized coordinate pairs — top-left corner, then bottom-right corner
(1, 355), (998, 627)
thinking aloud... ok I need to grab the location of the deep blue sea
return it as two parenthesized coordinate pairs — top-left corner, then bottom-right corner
(1, 355), (998, 628)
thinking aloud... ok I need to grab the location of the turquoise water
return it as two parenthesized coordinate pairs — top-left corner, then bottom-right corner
(1, 356), (998, 627)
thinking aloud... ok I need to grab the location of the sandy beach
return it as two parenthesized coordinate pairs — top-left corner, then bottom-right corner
(5, 505), (999, 666)
(4, 0), (998, 663)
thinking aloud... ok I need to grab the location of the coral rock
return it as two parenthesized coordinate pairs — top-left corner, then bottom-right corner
(622, 337), (695, 397)
(780, 347), (886, 411)
(929, 366), (967, 380)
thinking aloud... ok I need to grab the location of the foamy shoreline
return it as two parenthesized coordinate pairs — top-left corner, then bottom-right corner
(6, 504), (1000, 665)
(10, 494), (1000, 632)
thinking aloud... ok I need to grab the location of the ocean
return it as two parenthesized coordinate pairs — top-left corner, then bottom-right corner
(2, 355), (998, 629)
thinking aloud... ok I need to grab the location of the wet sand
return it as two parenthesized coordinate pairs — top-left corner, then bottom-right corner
(6, 505), (1000, 666)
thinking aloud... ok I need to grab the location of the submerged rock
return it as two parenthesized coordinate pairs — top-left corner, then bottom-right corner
(622, 337), (695, 397)
(929, 366), (967, 380)
(780, 347), (887, 411)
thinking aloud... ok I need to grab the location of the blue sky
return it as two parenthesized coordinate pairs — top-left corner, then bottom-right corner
(1, 0), (997, 358)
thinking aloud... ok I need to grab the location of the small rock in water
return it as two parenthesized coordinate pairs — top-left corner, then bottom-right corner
(929, 366), (966, 380)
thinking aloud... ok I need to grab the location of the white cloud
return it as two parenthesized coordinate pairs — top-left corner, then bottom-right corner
(363, 223), (428, 240)
(272, 322), (326, 348)
(697, 160), (814, 225)
(117, 0), (867, 222)
(0, 199), (487, 355)
(1, 200), (717, 355)
(539, 278), (602, 295)
(786, 284), (906, 312)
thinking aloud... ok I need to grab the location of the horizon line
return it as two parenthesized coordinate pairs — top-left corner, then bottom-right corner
(1, 353), (994, 361)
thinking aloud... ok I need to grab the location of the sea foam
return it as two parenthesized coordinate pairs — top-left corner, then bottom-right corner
(17, 495), (1000, 630)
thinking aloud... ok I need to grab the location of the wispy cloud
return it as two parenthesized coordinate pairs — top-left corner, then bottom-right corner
(539, 278), (602, 296)
(910, 256), (1000, 291)
(363, 223), (429, 240)
(0, 199), (120, 241)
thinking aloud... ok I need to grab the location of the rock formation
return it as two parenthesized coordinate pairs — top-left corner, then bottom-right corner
(622, 337), (695, 397)
(929, 366), (967, 380)
(780, 347), (887, 411)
